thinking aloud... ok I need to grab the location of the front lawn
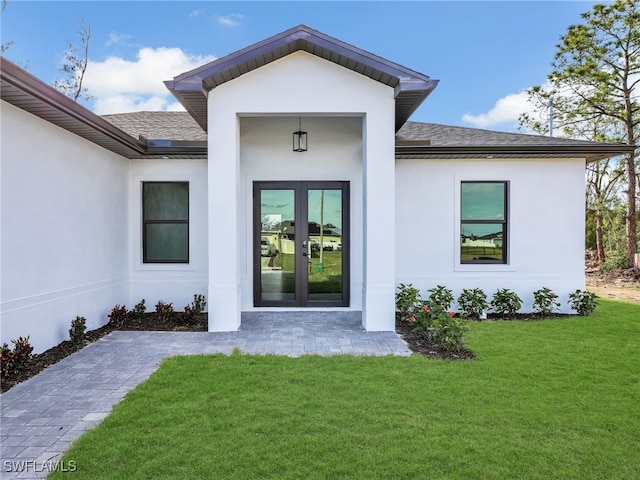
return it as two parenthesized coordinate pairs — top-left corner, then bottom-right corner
(52, 299), (640, 479)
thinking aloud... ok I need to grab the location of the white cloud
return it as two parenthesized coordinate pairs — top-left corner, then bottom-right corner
(189, 8), (207, 18)
(84, 47), (216, 114)
(217, 13), (243, 27)
(105, 32), (132, 47)
(462, 90), (534, 130)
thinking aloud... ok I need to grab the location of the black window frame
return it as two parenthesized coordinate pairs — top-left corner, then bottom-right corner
(460, 181), (508, 265)
(142, 181), (189, 264)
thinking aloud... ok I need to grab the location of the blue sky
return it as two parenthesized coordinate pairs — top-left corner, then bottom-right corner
(2, 1), (600, 132)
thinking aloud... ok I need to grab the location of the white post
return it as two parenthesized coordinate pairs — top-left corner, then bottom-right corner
(361, 113), (396, 331)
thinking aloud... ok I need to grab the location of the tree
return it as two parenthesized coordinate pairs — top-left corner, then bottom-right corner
(587, 155), (625, 263)
(1, 0), (14, 54)
(53, 18), (92, 103)
(520, 0), (640, 268)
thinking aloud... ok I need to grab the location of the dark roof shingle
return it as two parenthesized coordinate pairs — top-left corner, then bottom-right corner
(102, 111), (207, 141)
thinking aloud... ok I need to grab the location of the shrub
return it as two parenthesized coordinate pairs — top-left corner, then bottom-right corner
(181, 295), (207, 325)
(457, 288), (488, 319)
(108, 304), (128, 327)
(410, 302), (468, 353)
(532, 287), (560, 316)
(490, 288), (522, 318)
(69, 316), (87, 345)
(191, 294), (207, 315)
(129, 299), (146, 320)
(427, 285), (454, 310)
(568, 290), (598, 316)
(181, 305), (196, 325)
(429, 311), (469, 353)
(155, 301), (175, 322)
(1, 336), (33, 378)
(396, 283), (422, 321)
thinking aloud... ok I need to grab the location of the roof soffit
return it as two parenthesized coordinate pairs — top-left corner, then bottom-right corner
(165, 25), (439, 132)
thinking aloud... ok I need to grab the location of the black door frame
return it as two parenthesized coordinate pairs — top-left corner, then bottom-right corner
(253, 181), (350, 307)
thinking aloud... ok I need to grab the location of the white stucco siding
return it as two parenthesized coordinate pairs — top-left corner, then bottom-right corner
(1, 101), (129, 353)
(208, 51), (396, 330)
(128, 159), (208, 309)
(395, 157), (586, 313)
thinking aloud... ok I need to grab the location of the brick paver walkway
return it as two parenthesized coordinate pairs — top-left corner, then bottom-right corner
(1, 312), (410, 479)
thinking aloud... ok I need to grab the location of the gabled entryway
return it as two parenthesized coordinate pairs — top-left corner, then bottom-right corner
(164, 25), (439, 332)
(254, 181), (350, 307)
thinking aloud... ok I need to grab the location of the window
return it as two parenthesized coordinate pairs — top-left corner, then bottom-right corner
(142, 182), (189, 263)
(460, 181), (507, 264)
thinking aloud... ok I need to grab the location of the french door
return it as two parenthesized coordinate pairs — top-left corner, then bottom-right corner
(253, 181), (350, 307)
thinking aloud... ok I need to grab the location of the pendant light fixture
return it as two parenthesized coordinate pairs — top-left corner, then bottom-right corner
(292, 117), (308, 152)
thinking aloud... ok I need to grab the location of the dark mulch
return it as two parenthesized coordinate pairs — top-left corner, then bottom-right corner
(1, 314), (207, 394)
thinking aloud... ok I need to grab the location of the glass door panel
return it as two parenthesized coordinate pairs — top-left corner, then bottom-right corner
(307, 189), (343, 302)
(254, 182), (349, 307)
(259, 189), (295, 303)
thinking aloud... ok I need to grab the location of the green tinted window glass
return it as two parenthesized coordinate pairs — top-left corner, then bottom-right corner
(461, 182), (505, 221)
(145, 224), (189, 262)
(461, 182), (507, 264)
(144, 182), (188, 220)
(143, 182), (189, 263)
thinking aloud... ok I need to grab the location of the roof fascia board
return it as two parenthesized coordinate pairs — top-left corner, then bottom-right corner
(165, 25), (439, 133)
(395, 143), (635, 162)
(1, 57), (146, 156)
(172, 25), (435, 91)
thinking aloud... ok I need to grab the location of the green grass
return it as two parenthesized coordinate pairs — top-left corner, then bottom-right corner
(51, 299), (640, 479)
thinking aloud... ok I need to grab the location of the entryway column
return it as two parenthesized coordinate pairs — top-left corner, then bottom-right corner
(362, 113), (396, 331)
(208, 110), (241, 331)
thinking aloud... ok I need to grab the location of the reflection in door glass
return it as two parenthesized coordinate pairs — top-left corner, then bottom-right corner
(260, 189), (295, 301)
(307, 189), (342, 301)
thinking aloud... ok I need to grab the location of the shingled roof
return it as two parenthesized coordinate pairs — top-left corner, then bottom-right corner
(102, 111), (207, 142)
(396, 121), (633, 162)
(100, 112), (631, 163)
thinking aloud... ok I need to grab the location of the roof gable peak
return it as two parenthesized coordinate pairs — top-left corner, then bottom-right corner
(165, 24), (438, 132)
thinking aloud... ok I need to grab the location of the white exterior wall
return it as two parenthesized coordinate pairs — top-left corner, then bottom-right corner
(395, 157), (586, 313)
(1, 101), (129, 353)
(208, 52), (396, 331)
(128, 159), (208, 309)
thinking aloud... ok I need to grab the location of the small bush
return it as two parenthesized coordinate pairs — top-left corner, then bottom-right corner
(568, 290), (598, 316)
(69, 316), (87, 345)
(427, 285), (454, 310)
(532, 287), (560, 316)
(181, 295), (207, 325)
(429, 311), (469, 353)
(129, 299), (146, 320)
(490, 288), (522, 318)
(191, 294), (207, 315)
(410, 303), (467, 353)
(457, 288), (488, 319)
(396, 283), (422, 321)
(155, 301), (175, 322)
(1, 336), (33, 378)
(181, 305), (196, 325)
(108, 305), (128, 327)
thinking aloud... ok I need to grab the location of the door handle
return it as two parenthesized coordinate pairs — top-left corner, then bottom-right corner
(302, 252), (308, 257)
